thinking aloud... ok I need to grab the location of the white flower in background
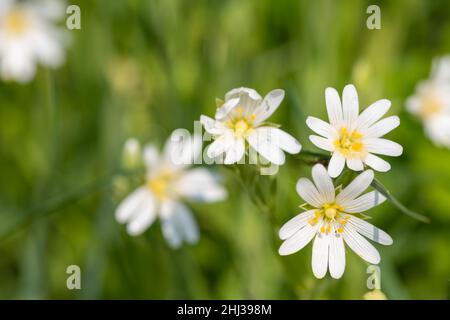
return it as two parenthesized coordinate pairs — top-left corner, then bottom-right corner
(406, 56), (450, 148)
(0, 0), (67, 83)
(200, 87), (302, 165)
(115, 133), (227, 248)
(306, 84), (402, 178)
(278, 164), (392, 279)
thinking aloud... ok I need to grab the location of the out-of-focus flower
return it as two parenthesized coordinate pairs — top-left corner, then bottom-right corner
(307, 84), (402, 178)
(122, 137), (142, 169)
(115, 132), (227, 248)
(0, 0), (67, 83)
(278, 164), (392, 279)
(406, 56), (450, 148)
(200, 87), (301, 165)
(363, 289), (387, 300)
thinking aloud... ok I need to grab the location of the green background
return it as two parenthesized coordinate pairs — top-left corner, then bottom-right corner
(0, 0), (449, 299)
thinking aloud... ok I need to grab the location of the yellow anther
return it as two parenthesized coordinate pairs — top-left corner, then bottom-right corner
(334, 127), (364, 156)
(325, 207), (337, 219)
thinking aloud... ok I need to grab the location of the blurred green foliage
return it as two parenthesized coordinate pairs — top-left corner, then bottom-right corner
(0, 0), (450, 299)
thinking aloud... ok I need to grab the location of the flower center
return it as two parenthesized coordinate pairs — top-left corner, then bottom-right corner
(334, 127), (364, 156)
(420, 95), (442, 119)
(225, 107), (256, 138)
(147, 169), (176, 200)
(308, 203), (349, 234)
(5, 9), (28, 36)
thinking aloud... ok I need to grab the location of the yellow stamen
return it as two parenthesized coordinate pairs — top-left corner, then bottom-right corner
(420, 96), (442, 119)
(5, 9), (28, 36)
(334, 127), (365, 156)
(147, 169), (176, 200)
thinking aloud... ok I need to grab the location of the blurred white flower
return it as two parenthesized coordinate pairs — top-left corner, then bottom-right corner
(307, 84), (402, 178)
(0, 0), (67, 83)
(122, 137), (141, 168)
(406, 56), (450, 148)
(200, 87), (301, 165)
(279, 164), (392, 279)
(115, 133), (227, 248)
(363, 289), (387, 300)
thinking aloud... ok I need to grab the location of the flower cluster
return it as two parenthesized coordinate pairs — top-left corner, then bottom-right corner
(116, 84), (402, 280)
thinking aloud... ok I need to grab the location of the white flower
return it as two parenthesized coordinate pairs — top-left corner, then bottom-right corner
(200, 87), (302, 165)
(406, 56), (450, 148)
(306, 84), (403, 178)
(278, 164), (393, 279)
(0, 0), (67, 83)
(115, 133), (227, 248)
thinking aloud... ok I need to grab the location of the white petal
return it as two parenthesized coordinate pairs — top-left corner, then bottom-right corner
(296, 178), (324, 207)
(346, 158), (364, 171)
(225, 87), (262, 101)
(306, 116), (338, 138)
(278, 224), (317, 256)
(365, 138), (403, 157)
(364, 154), (391, 172)
(279, 210), (315, 240)
(175, 168), (227, 202)
(247, 129), (285, 165)
(328, 227), (346, 279)
(343, 226), (380, 264)
(312, 230), (329, 279)
(163, 132), (202, 167)
(215, 97), (240, 120)
(116, 187), (149, 223)
(363, 116), (400, 138)
(309, 135), (334, 152)
(207, 131), (233, 158)
(343, 191), (386, 213)
(328, 152), (346, 178)
(143, 144), (160, 170)
(224, 137), (245, 164)
(160, 200), (199, 248)
(348, 216), (393, 245)
(32, 27), (65, 68)
(342, 84), (359, 130)
(0, 43), (36, 83)
(173, 203), (200, 245)
(424, 116), (450, 147)
(125, 192), (157, 236)
(312, 164), (335, 203)
(253, 89), (285, 123)
(336, 170), (374, 204)
(251, 127), (301, 154)
(161, 215), (183, 249)
(325, 87), (343, 127)
(200, 115), (224, 135)
(356, 99), (391, 131)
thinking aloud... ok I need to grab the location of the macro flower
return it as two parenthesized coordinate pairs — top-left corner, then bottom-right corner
(278, 164), (393, 279)
(115, 133), (227, 248)
(0, 0), (67, 83)
(200, 87), (301, 165)
(307, 84), (402, 177)
(406, 56), (450, 148)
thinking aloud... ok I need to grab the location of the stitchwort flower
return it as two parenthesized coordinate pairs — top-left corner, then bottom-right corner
(200, 87), (301, 165)
(278, 164), (393, 279)
(307, 84), (402, 177)
(116, 132), (227, 248)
